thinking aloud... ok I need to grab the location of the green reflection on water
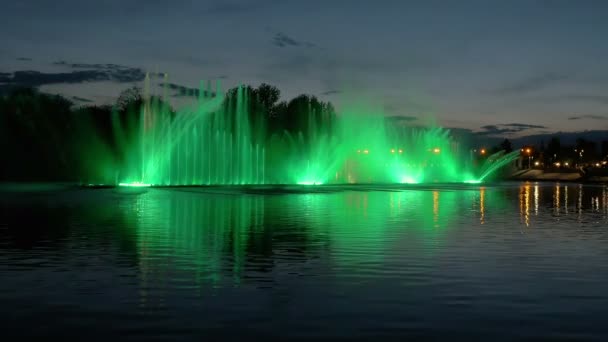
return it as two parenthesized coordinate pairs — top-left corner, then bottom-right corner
(123, 186), (511, 290)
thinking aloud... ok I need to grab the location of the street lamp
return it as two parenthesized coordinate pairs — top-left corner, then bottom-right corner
(524, 148), (533, 169)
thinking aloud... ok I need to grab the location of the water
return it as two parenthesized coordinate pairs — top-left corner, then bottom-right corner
(111, 77), (518, 186)
(1, 182), (607, 340)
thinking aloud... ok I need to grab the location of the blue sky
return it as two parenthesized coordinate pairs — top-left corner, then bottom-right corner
(2, 0), (608, 136)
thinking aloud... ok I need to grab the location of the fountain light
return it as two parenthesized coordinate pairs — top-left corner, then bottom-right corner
(297, 180), (323, 185)
(400, 176), (419, 184)
(118, 182), (152, 187)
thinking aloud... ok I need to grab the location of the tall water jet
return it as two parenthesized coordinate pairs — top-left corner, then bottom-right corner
(112, 78), (517, 186)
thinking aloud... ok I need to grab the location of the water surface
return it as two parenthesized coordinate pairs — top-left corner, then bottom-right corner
(1, 182), (607, 340)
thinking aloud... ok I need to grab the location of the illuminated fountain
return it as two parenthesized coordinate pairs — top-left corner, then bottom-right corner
(114, 76), (518, 187)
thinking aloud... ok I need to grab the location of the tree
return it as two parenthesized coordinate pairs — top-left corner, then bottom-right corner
(254, 83), (280, 115)
(500, 138), (512, 153)
(547, 137), (561, 162)
(115, 86), (142, 112)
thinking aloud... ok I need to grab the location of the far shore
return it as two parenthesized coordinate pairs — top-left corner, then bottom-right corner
(508, 169), (608, 183)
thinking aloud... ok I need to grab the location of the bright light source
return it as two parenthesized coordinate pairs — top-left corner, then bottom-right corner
(480, 148), (486, 154)
(525, 148), (531, 154)
(363, 149), (369, 154)
(390, 149), (395, 153)
(118, 182), (151, 187)
(297, 181), (322, 185)
(433, 148), (441, 154)
(400, 176), (418, 184)
(534, 161), (540, 166)
(398, 149), (403, 153)
(564, 162), (569, 166)
(464, 179), (482, 184)
(555, 162), (561, 167)
(596, 163), (601, 167)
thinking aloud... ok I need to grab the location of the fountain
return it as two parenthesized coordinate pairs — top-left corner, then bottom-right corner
(110, 75), (518, 187)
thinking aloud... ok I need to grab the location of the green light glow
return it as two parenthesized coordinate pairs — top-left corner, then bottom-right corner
(464, 180), (482, 184)
(105, 76), (519, 186)
(400, 176), (420, 184)
(122, 185), (511, 290)
(118, 182), (152, 187)
(297, 181), (323, 185)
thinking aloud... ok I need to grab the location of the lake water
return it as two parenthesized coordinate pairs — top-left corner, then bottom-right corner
(1, 182), (607, 341)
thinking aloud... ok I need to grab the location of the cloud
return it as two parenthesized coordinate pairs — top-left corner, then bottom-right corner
(72, 96), (93, 103)
(0, 61), (146, 89)
(320, 90), (340, 96)
(53, 61), (147, 82)
(502, 123), (546, 129)
(495, 72), (569, 94)
(272, 32), (317, 48)
(478, 122), (547, 136)
(158, 82), (216, 97)
(16, 57), (32, 61)
(0, 69), (145, 87)
(568, 114), (608, 120)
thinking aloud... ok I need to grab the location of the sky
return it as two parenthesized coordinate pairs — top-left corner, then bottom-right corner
(1, 0), (608, 137)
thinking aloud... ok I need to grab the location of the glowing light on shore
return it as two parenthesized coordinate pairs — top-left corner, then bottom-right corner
(119, 182), (152, 187)
(400, 176), (419, 184)
(297, 181), (323, 185)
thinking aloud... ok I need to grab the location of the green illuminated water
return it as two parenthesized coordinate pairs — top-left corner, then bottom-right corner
(115, 76), (518, 186)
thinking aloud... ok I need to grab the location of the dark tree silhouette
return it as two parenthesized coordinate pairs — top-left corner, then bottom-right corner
(500, 139), (513, 153)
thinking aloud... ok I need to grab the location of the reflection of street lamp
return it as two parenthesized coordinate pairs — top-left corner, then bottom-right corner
(524, 148), (533, 169)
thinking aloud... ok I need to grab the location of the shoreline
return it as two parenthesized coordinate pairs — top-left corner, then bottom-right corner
(508, 169), (608, 183)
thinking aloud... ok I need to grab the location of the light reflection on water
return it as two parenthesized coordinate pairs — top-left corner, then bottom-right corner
(1, 182), (608, 340)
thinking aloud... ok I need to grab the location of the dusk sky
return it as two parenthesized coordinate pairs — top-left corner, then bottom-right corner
(2, 0), (608, 136)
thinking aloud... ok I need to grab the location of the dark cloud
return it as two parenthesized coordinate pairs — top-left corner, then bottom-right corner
(320, 90), (340, 95)
(0, 61), (146, 89)
(272, 32), (316, 48)
(495, 72), (569, 94)
(568, 114), (608, 120)
(159, 82), (216, 98)
(52, 61), (147, 82)
(16, 57), (32, 61)
(0, 68), (145, 87)
(478, 123), (547, 136)
(72, 96), (93, 103)
(502, 123), (546, 129)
